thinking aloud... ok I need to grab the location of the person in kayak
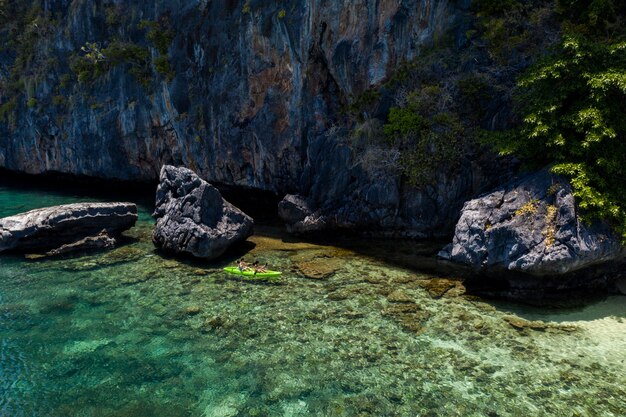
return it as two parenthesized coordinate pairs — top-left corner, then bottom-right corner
(237, 258), (250, 271)
(252, 261), (268, 275)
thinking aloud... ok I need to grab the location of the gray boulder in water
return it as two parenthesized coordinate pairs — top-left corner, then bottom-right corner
(0, 202), (138, 253)
(278, 194), (328, 234)
(444, 168), (625, 276)
(152, 165), (254, 260)
(278, 194), (314, 224)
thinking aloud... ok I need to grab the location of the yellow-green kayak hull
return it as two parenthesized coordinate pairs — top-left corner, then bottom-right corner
(223, 266), (282, 278)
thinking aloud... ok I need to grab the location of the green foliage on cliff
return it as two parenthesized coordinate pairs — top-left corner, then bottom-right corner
(71, 41), (151, 86)
(557, 0), (625, 38)
(70, 17), (176, 87)
(472, 0), (555, 64)
(457, 74), (492, 122)
(0, 3), (55, 121)
(0, 97), (17, 124)
(486, 0), (626, 238)
(383, 85), (464, 187)
(139, 19), (175, 55)
(345, 89), (381, 117)
(383, 108), (429, 141)
(348, 36), (486, 188)
(154, 56), (175, 82)
(0, 0), (11, 24)
(139, 19), (176, 81)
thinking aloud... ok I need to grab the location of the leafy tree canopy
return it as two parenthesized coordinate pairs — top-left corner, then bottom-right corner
(487, 0), (626, 238)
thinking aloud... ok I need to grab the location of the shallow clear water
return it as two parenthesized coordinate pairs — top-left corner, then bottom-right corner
(0, 183), (624, 416)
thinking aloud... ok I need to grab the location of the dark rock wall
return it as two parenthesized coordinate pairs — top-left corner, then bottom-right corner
(0, 0), (502, 236)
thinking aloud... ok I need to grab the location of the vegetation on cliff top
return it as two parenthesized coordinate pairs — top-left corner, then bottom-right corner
(484, 0), (626, 238)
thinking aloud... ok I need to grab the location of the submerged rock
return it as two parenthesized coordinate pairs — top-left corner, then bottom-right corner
(416, 278), (465, 299)
(45, 230), (117, 256)
(291, 248), (349, 280)
(386, 290), (414, 303)
(503, 315), (548, 331)
(503, 315), (578, 333)
(382, 302), (430, 334)
(152, 165), (254, 260)
(179, 306), (202, 317)
(293, 255), (342, 280)
(295, 259), (339, 280)
(0, 203), (137, 254)
(446, 169), (625, 279)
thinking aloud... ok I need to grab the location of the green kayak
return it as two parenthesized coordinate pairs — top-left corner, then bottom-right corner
(223, 266), (282, 278)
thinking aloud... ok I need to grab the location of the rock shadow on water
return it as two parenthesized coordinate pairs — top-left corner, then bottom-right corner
(152, 240), (284, 285)
(152, 239), (256, 268)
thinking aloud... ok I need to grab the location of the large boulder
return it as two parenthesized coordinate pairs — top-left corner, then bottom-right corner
(443, 169), (625, 277)
(152, 165), (254, 259)
(0, 202), (137, 253)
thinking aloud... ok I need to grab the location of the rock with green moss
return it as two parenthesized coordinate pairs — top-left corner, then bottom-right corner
(443, 169), (625, 292)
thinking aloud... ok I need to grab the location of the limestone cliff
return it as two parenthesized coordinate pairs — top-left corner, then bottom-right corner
(0, 0), (508, 236)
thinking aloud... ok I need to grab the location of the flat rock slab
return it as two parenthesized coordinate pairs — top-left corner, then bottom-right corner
(152, 165), (254, 260)
(503, 315), (577, 333)
(295, 258), (341, 280)
(386, 290), (414, 303)
(0, 202), (137, 253)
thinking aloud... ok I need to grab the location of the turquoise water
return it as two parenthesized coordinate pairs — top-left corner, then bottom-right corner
(0, 183), (625, 416)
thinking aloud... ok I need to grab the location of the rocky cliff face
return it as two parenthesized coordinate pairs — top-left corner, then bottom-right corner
(0, 0), (505, 236)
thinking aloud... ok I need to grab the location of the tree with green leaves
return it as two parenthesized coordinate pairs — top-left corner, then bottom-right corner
(487, 0), (626, 238)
